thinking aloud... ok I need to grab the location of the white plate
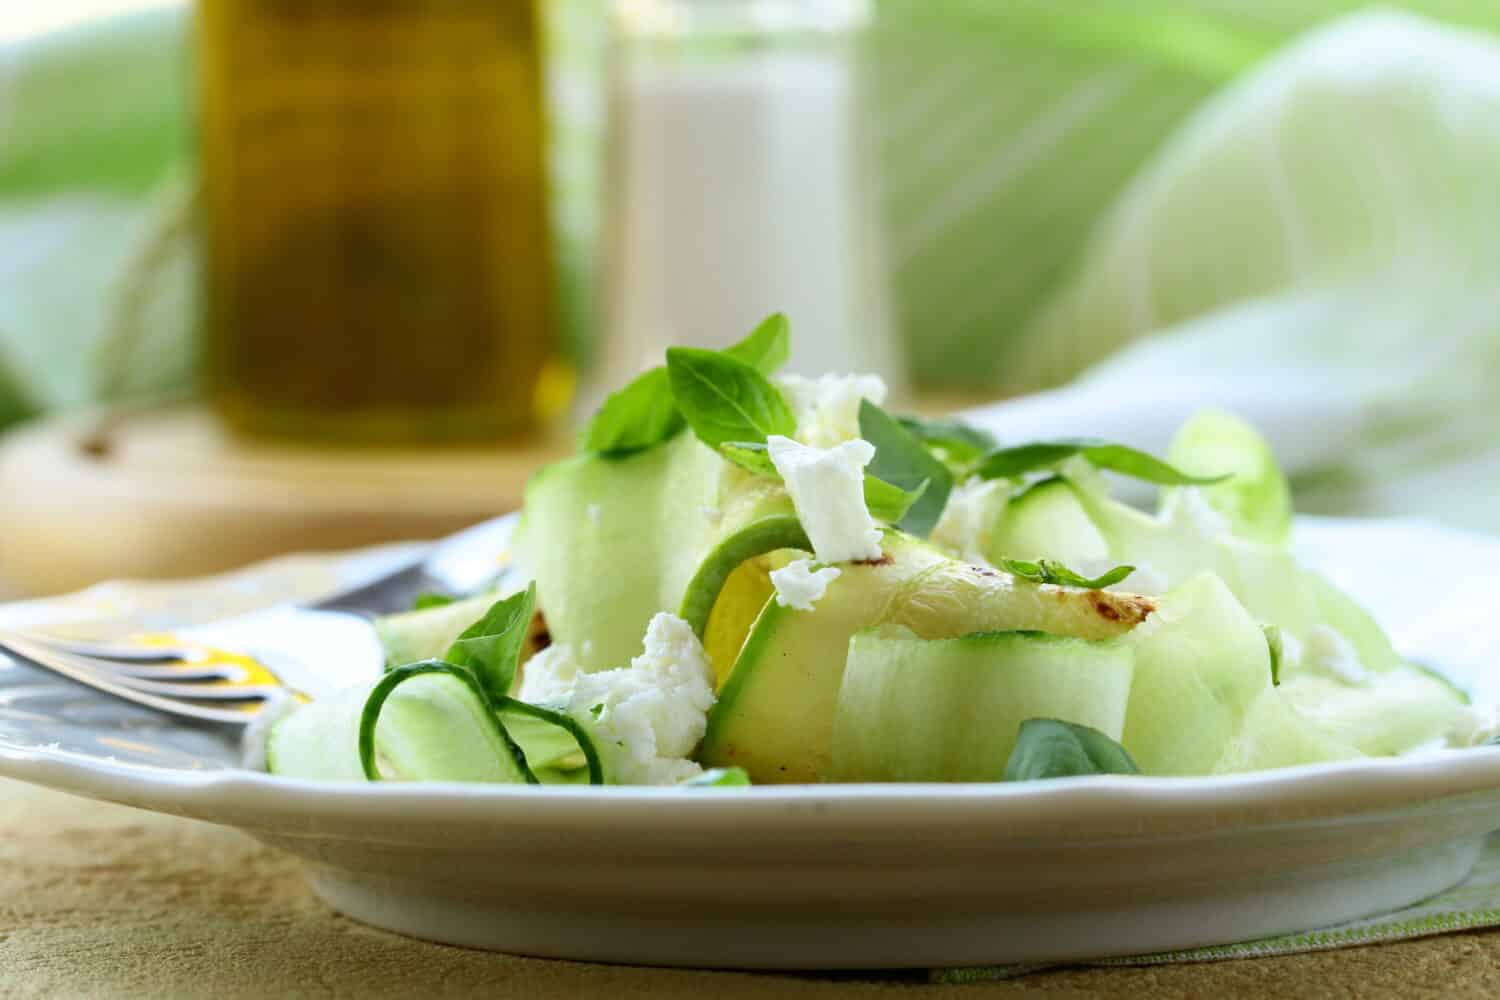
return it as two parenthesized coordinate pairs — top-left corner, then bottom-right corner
(3, 515), (1500, 970)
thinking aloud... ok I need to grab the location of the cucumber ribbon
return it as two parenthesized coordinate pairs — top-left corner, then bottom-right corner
(357, 585), (606, 785)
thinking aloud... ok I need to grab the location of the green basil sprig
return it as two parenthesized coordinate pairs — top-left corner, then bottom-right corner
(442, 583), (537, 699)
(1004, 718), (1140, 781)
(1264, 624), (1284, 687)
(863, 475), (930, 525)
(858, 400), (954, 538)
(723, 313), (791, 373)
(580, 314), (791, 457)
(666, 347), (797, 450)
(896, 415), (997, 469)
(581, 367), (685, 456)
(999, 558), (1135, 590)
(719, 440), (779, 477)
(975, 438), (1229, 486)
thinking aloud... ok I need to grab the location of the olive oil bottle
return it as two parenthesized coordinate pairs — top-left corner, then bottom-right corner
(196, 0), (560, 444)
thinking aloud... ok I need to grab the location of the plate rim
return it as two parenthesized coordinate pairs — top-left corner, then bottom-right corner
(5, 738), (1500, 843)
(4, 513), (1500, 842)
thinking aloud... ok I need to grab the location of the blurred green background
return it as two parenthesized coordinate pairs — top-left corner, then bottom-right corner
(6, 1), (1500, 531)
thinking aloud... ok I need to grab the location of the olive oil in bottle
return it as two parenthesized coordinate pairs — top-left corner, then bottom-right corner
(196, 0), (561, 444)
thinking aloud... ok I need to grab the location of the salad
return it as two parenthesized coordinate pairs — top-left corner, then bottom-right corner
(264, 316), (1478, 787)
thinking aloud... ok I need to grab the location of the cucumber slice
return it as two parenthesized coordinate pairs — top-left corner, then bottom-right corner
(1166, 409), (1292, 545)
(1277, 668), (1466, 757)
(832, 626), (1134, 782)
(1299, 569), (1405, 676)
(374, 591), (500, 670)
(1211, 687), (1361, 774)
(519, 434), (794, 672)
(701, 535), (948, 783)
(1121, 573), (1273, 775)
(678, 515), (809, 637)
(702, 533), (1153, 783)
(988, 476), (1109, 566)
(498, 697), (605, 784)
(701, 556), (778, 688)
(265, 684), (368, 780)
(1071, 480), (1333, 637)
(1072, 480), (1408, 686)
(359, 664), (534, 782)
(268, 666), (533, 783)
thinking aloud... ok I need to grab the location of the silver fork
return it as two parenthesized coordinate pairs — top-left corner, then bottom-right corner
(0, 516), (517, 725)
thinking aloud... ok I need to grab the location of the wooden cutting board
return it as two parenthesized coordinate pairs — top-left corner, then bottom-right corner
(0, 404), (565, 596)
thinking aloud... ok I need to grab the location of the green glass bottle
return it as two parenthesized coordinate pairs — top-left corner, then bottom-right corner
(197, 0), (563, 444)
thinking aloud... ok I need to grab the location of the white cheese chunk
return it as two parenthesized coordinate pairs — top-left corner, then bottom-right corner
(766, 434), (883, 563)
(777, 373), (888, 448)
(520, 614), (717, 785)
(517, 644), (584, 704)
(769, 558), (841, 611)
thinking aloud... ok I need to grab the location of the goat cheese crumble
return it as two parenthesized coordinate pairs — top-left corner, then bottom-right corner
(769, 558), (841, 611)
(518, 613), (716, 785)
(777, 373), (888, 448)
(766, 434), (883, 563)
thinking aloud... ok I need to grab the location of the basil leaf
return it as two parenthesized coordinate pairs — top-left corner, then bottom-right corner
(896, 415), (998, 467)
(443, 583), (536, 701)
(666, 347), (797, 450)
(681, 766), (752, 788)
(581, 366), (685, 456)
(1004, 718), (1140, 781)
(864, 475), (929, 525)
(412, 592), (455, 611)
(976, 438), (1229, 486)
(724, 313), (791, 374)
(999, 558), (1135, 590)
(1083, 442), (1233, 485)
(858, 400), (954, 537)
(1009, 473), (1064, 503)
(719, 441), (779, 478)
(1264, 624), (1284, 687)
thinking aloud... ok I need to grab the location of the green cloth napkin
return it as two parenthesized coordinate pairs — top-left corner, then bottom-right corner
(961, 11), (1500, 536)
(936, 834), (1500, 982)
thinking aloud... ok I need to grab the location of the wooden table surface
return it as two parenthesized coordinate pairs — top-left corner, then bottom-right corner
(3, 404), (1500, 996)
(5, 777), (1500, 999)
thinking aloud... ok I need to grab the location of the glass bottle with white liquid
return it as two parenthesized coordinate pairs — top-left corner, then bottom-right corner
(599, 0), (898, 396)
